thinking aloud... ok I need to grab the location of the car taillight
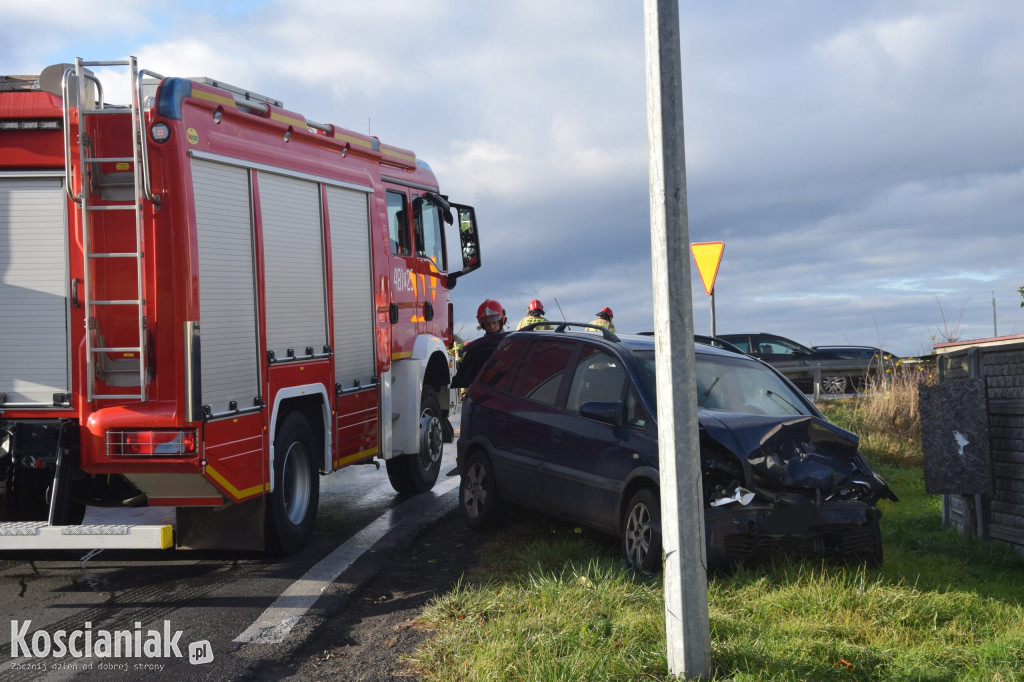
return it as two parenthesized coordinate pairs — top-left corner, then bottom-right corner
(108, 430), (198, 456)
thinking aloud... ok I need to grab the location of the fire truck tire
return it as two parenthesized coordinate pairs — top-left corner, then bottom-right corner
(267, 412), (320, 555)
(9, 468), (52, 521)
(386, 385), (443, 494)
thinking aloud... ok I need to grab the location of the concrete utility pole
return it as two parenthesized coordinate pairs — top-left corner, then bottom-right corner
(643, 0), (711, 679)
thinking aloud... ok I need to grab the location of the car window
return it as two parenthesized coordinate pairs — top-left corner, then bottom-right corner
(756, 337), (801, 356)
(509, 340), (575, 405)
(566, 347), (626, 413)
(478, 338), (526, 392)
(634, 348), (812, 417)
(696, 354), (810, 416)
(724, 336), (751, 353)
(625, 387), (648, 427)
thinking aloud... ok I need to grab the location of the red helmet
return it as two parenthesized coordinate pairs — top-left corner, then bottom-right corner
(528, 299), (545, 315)
(477, 299), (503, 325)
(598, 307), (613, 318)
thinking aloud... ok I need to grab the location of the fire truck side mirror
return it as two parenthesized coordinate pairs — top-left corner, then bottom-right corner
(450, 203), (481, 283)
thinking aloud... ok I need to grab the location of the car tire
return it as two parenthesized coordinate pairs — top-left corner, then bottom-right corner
(860, 515), (883, 569)
(459, 450), (501, 529)
(821, 375), (848, 394)
(622, 488), (662, 574)
(267, 412), (320, 555)
(386, 385), (444, 494)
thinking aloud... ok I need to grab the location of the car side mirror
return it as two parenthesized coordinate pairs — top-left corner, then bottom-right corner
(579, 401), (623, 426)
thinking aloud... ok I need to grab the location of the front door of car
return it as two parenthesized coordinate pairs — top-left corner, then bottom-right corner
(542, 345), (628, 530)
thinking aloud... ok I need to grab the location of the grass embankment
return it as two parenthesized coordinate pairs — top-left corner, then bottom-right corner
(410, 372), (1024, 680)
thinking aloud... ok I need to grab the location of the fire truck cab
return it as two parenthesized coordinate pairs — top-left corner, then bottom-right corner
(0, 58), (481, 552)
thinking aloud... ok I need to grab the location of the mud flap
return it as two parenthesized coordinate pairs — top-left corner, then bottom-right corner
(441, 416), (455, 444)
(176, 497), (266, 551)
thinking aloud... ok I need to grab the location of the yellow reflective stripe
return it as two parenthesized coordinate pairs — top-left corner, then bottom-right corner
(205, 464), (268, 500)
(192, 89), (237, 108)
(392, 351), (413, 360)
(271, 112), (307, 127)
(334, 132), (374, 149)
(334, 447), (379, 468)
(382, 147), (416, 163)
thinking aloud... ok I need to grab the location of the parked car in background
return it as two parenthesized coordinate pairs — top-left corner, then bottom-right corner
(813, 345), (901, 372)
(455, 324), (896, 573)
(635, 332), (747, 356)
(717, 333), (881, 394)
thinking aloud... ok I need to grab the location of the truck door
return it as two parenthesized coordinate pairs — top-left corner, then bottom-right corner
(385, 188), (417, 352)
(411, 194), (449, 340)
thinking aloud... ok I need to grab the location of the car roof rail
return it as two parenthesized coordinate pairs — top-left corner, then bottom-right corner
(518, 321), (621, 342)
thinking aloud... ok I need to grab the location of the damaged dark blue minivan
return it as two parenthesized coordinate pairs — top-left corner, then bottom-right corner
(454, 324), (897, 573)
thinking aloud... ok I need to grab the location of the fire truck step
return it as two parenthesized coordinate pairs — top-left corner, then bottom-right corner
(88, 252), (142, 258)
(0, 522), (173, 550)
(86, 205), (135, 211)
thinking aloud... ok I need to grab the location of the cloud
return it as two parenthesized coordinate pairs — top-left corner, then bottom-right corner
(8, 1), (1022, 355)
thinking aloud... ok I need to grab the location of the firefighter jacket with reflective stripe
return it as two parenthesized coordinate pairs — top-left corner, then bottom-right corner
(517, 315), (552, 331)
(590, 317), (616, 333)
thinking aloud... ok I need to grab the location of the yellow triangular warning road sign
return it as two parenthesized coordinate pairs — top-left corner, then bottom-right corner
(690, 241), (724, 295)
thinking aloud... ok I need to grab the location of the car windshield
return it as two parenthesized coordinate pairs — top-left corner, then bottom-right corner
(633, 350), (812, 417)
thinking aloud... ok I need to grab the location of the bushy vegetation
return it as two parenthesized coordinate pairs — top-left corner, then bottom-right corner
(818, 365), (935, 467)
(410, 370), (1024, 680)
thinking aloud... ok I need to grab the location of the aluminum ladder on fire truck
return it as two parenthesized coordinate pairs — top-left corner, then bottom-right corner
(63, 57), (160, 402)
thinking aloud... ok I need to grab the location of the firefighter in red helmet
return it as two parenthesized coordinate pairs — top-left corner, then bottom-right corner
(476, 298), (504, 335)
(453, 299), (508, 390)
(590, 306), (616, 333)
(516, 299), (552, 331)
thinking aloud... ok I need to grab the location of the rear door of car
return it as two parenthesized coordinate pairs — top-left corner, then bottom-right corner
(488, 337), (577, 508)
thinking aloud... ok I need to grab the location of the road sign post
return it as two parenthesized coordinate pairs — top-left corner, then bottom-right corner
(644, 0), (712, 678)
(690, 241), (724, 337)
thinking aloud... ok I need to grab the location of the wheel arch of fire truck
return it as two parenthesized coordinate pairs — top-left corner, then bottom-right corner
(0, 57), (482, 553)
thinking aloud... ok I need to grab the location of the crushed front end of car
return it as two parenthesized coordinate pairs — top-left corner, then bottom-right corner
(697, 412), (898, 570)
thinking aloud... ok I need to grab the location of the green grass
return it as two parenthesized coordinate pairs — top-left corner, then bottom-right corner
(409, 395), (1024, 680)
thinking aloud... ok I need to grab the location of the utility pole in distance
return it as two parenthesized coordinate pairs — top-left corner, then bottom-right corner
(644, 0), (711, 679)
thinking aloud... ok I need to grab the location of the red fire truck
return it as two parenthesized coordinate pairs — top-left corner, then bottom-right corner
(0, 57), (481, 553)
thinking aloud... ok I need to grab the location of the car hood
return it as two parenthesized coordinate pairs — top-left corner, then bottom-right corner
(699, 411), (897, 503)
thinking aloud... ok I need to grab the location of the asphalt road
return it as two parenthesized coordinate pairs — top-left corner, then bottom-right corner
(0, 435), (461, 681)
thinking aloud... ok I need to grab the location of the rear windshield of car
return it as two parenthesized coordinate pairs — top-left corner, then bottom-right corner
(633, 350), (812, 417)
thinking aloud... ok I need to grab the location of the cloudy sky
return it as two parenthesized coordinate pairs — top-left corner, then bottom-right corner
(5, 0), (1021, 356)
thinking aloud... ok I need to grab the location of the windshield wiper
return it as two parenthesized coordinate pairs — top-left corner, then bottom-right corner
(765, 389), (801, 414)
(698, 377), (720, 407)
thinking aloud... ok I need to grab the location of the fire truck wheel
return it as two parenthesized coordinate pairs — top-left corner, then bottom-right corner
(9, 468), (53, 521)
(386, 385), (443, 494)
(267, 412), (320, 555)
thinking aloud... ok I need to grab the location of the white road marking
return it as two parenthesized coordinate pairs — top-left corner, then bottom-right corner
(234, 475), (459, 644)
